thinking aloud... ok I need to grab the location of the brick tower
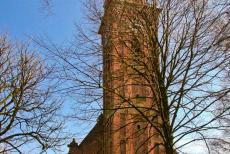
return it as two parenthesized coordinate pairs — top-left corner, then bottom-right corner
(68, 0), (163, 154)
(99, 0), (163, 154)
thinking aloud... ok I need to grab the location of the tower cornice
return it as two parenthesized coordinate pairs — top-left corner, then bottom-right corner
(99, 0), (148, 34)
(98, 0), (160, 34)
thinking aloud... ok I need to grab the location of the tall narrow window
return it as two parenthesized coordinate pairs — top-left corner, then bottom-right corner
(120, 140), (126, 154)
(155, 144), (159, 154)
(131, 38), (142, 58)
(131, 37), (144, 73)
(120, 113), (126, 136)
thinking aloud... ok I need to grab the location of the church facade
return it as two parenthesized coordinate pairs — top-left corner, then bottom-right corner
(68, 0), (164, 154)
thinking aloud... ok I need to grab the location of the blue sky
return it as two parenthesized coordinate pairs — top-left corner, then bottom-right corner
(0, 0), (82, 42)
(0, 0), (86, 153)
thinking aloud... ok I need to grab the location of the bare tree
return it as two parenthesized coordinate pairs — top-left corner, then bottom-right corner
(0, 34), (65, 153)
(39, 0), (230, 153)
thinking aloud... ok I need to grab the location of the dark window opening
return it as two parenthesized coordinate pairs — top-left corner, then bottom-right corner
(155, 144), (160, 154)
(131, 38), (142, 56)
(120, 140), (126, 154)
(131, 37), (145, 73)
(136, 94), (146, 100)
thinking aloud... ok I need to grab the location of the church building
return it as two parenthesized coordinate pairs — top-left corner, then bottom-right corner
(68, 0), (164, 153)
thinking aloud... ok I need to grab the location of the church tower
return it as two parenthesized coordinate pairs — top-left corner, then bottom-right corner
(99, 0), (163, 154)
(68, 1), (164, 154)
